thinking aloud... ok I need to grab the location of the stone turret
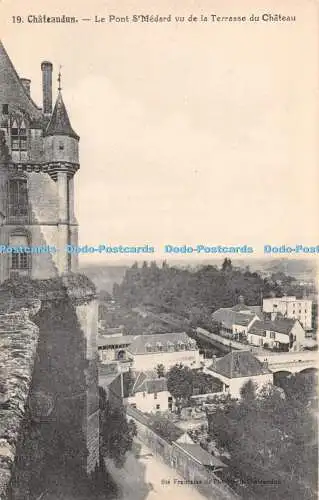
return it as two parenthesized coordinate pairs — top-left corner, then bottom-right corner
(44, 87), (80, 274)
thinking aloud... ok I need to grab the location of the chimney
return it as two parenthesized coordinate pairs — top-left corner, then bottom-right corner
(20, 78), (31, 96)
(41, 61), (53, 115)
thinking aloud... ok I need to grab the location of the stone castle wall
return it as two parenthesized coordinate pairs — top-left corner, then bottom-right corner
(0, 275), (100, 499)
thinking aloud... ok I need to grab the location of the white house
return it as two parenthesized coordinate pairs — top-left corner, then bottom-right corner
(205, 351), (273, 399)
(212, 296), (263, 339)
(263, 296), (312, 331)
(126, 332), (201, 371)
(247, 318), (305, 351)
(108, 370), (174, 413)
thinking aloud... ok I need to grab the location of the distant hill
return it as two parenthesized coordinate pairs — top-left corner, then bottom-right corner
(79, 263), (128, 292)
(235, 258), (317, 280)
(79, 258), (317, 292)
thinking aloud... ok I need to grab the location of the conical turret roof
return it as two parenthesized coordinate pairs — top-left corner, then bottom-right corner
(45, 91), (79, 140)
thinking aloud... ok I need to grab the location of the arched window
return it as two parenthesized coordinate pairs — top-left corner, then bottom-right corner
(9, 230), (31, 275)
(8, 178), (28, 217)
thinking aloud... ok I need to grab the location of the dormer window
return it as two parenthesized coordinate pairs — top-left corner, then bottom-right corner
(10, 117), (28, 151)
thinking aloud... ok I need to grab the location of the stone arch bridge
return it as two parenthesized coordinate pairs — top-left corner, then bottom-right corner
(256, 351), (318, 375)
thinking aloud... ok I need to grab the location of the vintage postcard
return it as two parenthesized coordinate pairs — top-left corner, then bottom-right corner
(0, 0), (318, 499)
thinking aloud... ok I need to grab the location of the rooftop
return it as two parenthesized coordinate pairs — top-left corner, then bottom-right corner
(249, 318), (298, 337)
(174, 442), (226, 468)
(45, 91), (79, 139)
(127, 332), (197, 355)
(208, 350), (271, 379)
(212, 308), (257, 329)
(97, 335), (136, 347)
(0, 40), (42, 120)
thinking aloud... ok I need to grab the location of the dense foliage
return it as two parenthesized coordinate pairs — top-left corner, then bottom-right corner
(112, 260), (299, 324)
(99, 387), (137, 468)
(166, 364), (223, 411)
(208, 376), (318, 499)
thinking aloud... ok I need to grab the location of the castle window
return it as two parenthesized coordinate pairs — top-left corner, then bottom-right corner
(11, 251), (28, 270)
(9, 231), (31, 275)
(10, 117), (28, 151)
(8, 178), (28, 217)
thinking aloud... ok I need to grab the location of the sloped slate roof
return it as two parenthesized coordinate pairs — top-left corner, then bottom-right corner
(45, 92), (79, 139)
(0, 40), (42, 119)
(208, 350), (271, 379)
(97, 335), (136, 347)
(174, 442), (226, 468)
(231, 304), (263, 318)
(249, 318), (297, 336)
(127, 332), (195, 354)
(212, 309), (254, 329)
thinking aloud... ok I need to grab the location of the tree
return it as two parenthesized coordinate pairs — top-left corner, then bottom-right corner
(208, 382), (318, 499)
(222, 258), (232, 272)
(99, 387), (137, 468)
(239, 379), (257, 402)
(156, 364), (165, 378)
(167, 364), (193, 413)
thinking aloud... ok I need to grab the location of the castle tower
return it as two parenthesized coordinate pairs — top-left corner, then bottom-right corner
(0, 42), (100, 485)
(0, 41), (80, 281)
(44, 72), (80, 274)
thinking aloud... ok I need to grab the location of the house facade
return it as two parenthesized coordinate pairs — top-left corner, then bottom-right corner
(108, 370), (174, 413)
(126, 332), (201, 371)
(205, 351), (273, 399)
(98, 335), (136, 363)
(248, 318), (305, 351)
(212, 297), (262, 340)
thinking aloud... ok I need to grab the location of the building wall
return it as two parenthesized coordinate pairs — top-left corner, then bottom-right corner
(263, 297), (312, 330)
(248, 322), (305, 351)
(127, 390), (173, 413)
(98, 345), (130, 363)
(206, 369), (273, 398)
(129, 349), (201, 371)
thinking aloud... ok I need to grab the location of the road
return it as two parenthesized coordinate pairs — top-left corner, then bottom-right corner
(105, 439), (237, 500)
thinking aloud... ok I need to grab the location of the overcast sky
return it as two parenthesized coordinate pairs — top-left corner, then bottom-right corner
(1, 0), (318, 263)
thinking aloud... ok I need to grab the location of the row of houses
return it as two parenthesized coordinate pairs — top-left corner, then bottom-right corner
(212, 296), (312, 351)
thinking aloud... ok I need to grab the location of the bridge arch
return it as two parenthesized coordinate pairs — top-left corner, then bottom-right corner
(273, 371), (292, 387)
(299, 367), (318, 375)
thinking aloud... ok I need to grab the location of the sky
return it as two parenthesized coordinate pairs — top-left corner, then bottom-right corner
(1, 0), (319, 263)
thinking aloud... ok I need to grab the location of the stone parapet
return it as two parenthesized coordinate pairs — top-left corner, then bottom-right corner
(0, 299), (40, 499)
